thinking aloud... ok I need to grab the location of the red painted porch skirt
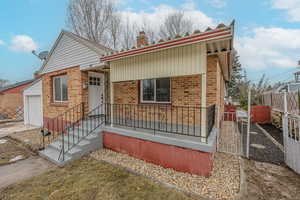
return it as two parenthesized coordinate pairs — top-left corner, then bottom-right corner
(103, 131), (214, 177)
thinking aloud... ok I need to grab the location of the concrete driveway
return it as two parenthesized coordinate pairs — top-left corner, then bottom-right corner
(0, 156), (53, 190)
(0, 122), (39, 138)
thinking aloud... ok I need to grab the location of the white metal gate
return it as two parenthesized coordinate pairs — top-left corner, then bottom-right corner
(283, 113), (300, 174)
(217, 111), (244, 155)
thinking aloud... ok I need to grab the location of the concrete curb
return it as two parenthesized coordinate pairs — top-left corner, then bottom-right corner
(255, 123), (284, 152)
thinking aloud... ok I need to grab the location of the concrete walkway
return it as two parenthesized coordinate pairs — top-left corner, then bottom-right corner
(242, 123), (284, 165)
(0, 156), (53, 190)
(0, 122), (39, 138)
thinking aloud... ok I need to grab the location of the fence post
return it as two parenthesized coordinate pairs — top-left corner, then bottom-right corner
(298, 90), (300, 115)
(246, 88), (251, 159)
(283, 92), (288, 159)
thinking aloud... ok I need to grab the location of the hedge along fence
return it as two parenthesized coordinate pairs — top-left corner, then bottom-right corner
(262, 91), (300, 115)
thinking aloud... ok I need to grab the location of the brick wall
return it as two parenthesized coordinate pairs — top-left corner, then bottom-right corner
(171, 75), (201, 107)
(113, 80), (139, 104)
(0, 81), (33, 110)
(42, 66), (88, 120)
(112, 75), (201, 106)
(111, 75), (202, 126)
(206, 55), (218, 106)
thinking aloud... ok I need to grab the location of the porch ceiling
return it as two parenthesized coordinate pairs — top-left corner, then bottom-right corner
(206, 38), (233, 81)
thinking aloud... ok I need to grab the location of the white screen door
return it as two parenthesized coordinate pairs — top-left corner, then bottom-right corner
(88, 72), (105, 114)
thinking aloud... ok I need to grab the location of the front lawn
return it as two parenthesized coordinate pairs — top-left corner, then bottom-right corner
(0, 157), (195, 200)
(0, 137), (30, 166)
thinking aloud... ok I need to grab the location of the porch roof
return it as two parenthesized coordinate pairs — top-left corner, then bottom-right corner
(101, 21), (235, 62)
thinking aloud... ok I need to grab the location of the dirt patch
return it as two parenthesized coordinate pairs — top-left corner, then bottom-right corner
(242, 159), (300, 200)
(91, 149), (240, 200)
(0, 137), (31, 166)
(0, 157), (195, 200)
(10, 128), (42, 152)
(259, 123), (283, 145)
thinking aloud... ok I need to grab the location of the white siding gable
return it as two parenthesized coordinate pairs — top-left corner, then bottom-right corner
(40, 34), (102, 74)
(23, 79), (42, 96)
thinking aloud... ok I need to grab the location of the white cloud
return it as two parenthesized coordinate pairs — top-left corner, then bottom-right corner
(0, 40), (4, 46)
(182, 0), (197, 10)
(119, 4), (216, 33)
(236, 27), (300, 70)
(206, 0), (227, 8)
(271, 0), (300, 21)
(9, 35), (38, 52)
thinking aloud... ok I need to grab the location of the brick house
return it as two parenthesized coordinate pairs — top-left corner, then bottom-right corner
(39, 22), (234, 176)
(0, 79), (34, 119)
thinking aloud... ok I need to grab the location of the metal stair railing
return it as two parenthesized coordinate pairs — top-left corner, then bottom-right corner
(58, 104), (106, 161)
(40, 103), (85, 150)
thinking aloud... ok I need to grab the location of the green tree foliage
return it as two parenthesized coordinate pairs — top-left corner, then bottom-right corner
(227, 51), (243, 100)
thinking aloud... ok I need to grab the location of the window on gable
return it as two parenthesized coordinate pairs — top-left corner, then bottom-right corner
(141, 78), (170, 103)
(53, 75), (68, 102)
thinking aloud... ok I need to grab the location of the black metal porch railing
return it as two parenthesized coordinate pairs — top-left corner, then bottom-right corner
(104, 104), (216, 143)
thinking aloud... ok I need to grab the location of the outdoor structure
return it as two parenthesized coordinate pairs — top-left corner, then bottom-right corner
(0, 79), (34, 120)
(39, 22), (235, 176)
(23, 79), (43, 126)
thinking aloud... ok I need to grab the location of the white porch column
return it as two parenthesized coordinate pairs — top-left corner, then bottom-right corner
(200, 43), (207, 142)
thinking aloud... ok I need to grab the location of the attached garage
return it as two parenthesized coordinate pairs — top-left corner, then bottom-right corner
(23, 79), (43, 127)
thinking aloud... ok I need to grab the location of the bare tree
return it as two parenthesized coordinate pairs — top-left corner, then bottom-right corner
(108, 13), (122, 49)
(119, 17), (137, 50)
(140, 19), (158, 44)
(0, 79), (9, 88)
(159, 11), (193, 39)
(67, 0), (115, 45)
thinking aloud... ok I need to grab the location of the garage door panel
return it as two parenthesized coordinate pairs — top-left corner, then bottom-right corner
(27, 95), (42, 126)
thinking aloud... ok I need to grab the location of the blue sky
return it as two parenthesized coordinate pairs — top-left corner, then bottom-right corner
(0, 0), (300, 84)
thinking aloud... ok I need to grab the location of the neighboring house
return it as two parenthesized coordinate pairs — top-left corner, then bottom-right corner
(0, 79), (34, 119)
(273, 72), (300, 93)
(39, 22), (234, 177)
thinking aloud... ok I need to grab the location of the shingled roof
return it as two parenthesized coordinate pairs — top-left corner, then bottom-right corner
(0, 79), (34, 93)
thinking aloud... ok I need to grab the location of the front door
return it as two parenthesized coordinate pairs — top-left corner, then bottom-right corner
(88, 72), (105, 113)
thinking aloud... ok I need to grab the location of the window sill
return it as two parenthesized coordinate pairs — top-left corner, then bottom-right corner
(139, 102), (172, 105)
(50, 102), (69, 107)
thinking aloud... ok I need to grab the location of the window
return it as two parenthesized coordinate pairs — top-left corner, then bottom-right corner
(53, 75), (68, 102)
(141, 78), (170, 103)
(89, 77), (101, 86)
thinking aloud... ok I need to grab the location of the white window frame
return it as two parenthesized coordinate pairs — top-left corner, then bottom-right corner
(53, 75), (68, 103)
(140, 78), (171, 103)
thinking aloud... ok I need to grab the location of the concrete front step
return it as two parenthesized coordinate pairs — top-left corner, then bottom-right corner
(39, 129), (103, 166)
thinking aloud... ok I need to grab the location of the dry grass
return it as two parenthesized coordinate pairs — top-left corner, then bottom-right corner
(0, 137), (30, 166)
(10, 128), (42, 152)
(0, 157), (195, 200)
(91, 149), (240, 200)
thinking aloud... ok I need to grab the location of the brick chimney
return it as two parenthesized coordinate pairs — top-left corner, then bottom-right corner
(136, 31), (148, 48)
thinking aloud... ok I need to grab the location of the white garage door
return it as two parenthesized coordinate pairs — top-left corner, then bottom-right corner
(27, 95), (42, 126)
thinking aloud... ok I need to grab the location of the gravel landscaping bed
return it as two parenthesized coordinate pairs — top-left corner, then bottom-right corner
(90, 149), (240, 200)
(258, 123), (283, 145)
